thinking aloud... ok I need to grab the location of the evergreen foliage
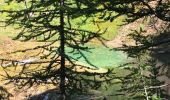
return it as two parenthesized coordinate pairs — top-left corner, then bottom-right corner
(0, 0), (170, 99)
(102, 0), (170, 99)
(0, 0), (115, 99)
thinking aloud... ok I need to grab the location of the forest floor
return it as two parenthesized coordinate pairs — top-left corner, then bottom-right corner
(0, 36), (55, 100)
(0, 33), (110, 100)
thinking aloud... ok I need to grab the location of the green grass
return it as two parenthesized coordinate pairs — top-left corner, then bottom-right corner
(0, 15), (124, 42)
(70, 15), (125, 40)
(0, 0), (125, 41)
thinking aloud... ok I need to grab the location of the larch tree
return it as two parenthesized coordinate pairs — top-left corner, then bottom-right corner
(0, 0), (114, 99)
(1, 0), (170, 99)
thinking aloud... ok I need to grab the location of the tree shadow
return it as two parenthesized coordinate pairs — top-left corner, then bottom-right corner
(27, 88), (107, 100)
(0, 86), (12, 100)
(28, 89), (61, 100)
(150, 30), (170, 97)
(116, 19), (170, 99)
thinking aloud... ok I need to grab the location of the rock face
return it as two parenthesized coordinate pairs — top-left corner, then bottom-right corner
(106, 18), (146, 48)
(106, 16), (169, 48)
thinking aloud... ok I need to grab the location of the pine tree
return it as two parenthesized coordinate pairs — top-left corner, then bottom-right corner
(0, 0), (114, 99)
(1, 0), (170, 99)
(97, 0), (170, 99)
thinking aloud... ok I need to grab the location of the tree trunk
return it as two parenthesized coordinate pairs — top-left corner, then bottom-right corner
(59, 0), (66, 99)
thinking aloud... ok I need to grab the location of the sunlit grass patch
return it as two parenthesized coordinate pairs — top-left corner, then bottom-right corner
(70, 15), (125, 40)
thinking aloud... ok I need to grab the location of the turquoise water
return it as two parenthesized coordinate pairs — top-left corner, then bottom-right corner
(66, 45), (129, 68)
